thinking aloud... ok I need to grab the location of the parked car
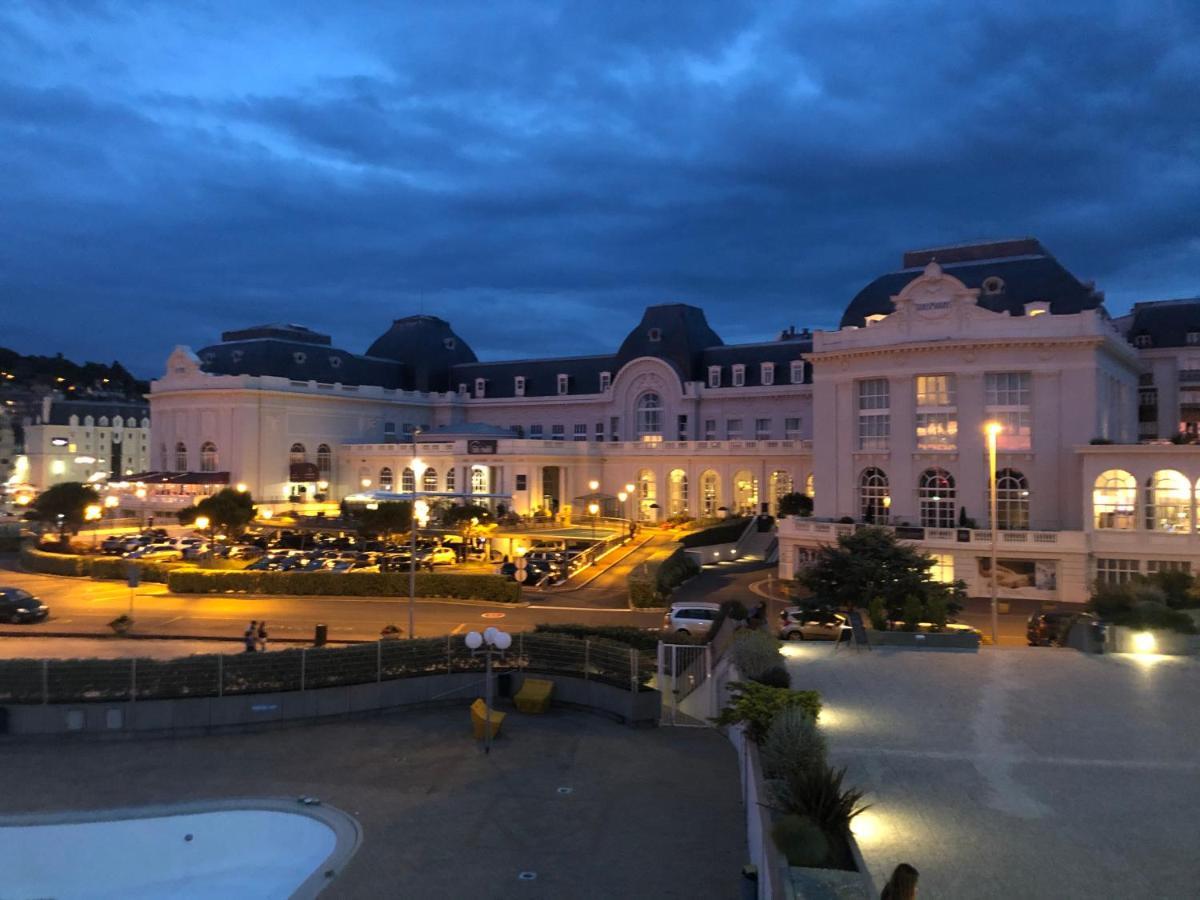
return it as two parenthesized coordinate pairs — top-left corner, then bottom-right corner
(100, 535), (132, 554)
(417, 546), (457, 567)
(662, 602), (721, 636)
(0, 587), (50, 623)
(126, 544), (182, 560)
(779, 607), (849, 641)
(1027, 611), (1095, 646)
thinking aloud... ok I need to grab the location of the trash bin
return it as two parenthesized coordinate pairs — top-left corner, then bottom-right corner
(497, 672), (513, 698)
(314, 623), (328, 647)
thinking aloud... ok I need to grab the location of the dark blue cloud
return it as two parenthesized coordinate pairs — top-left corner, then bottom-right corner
(1, 1), (1198, 376)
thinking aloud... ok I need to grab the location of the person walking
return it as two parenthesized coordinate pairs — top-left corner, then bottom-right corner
(244, 620), (257, 653)
(257, 620), (269, 652)
(880, 863), (918, 899)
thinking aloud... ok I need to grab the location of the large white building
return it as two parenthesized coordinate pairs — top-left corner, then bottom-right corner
(147, 237), (1199, 603)
(21, 395), (150, 491)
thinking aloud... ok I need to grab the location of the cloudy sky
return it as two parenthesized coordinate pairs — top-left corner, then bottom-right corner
(2, 1), (1197, 376)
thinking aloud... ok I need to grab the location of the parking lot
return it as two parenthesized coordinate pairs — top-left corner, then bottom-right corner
(783, 644), (1200, 898)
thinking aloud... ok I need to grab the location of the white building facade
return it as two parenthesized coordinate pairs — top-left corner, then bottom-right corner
(22, 396), (150, 490)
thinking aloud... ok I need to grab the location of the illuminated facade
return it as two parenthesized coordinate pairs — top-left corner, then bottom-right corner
(21, 395), (150, 491)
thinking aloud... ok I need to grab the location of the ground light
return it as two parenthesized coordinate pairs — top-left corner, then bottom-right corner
(1131, 631), (1157, 654)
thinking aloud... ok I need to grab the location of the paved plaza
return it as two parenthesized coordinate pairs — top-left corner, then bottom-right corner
(0, 706), (743, 898)
(783, 643), (1200, 899)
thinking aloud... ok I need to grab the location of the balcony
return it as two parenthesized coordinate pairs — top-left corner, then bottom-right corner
(778, 517), (1086, 552)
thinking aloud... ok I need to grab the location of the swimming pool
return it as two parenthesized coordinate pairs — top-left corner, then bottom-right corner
(0, 799), (361, 899)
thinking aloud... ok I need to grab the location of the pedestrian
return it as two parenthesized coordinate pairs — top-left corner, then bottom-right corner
(257, 620), (269, 652)
(244, 620), (257, 653)
(880, 863), (919, 900)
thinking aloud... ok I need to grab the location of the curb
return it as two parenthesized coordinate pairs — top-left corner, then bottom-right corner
(0, 630), (367, 645)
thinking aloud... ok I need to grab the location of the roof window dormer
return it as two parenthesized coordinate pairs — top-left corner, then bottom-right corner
(1024, 301), (1050, 317)
(731, 364), (745, 387)
(981, 276), (1005, 295)
(474, 378), (487, 398)
(1134, 334), (1152, 349)
(514, 375), (526, 397)
(648, 327), (662, 342)
(557, 374), (569, 395)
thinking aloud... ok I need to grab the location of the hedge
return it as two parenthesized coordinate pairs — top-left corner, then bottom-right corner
(166, 568), (522, 603)
(90, 557), (181, 583)
(655, 546), (700, 595)
(533, 623), (666, 654)
(678, 517), (751, 548)
(20, 545), (92, 576)
(628, 577), (660, 608)
(20, 546), (184, 583)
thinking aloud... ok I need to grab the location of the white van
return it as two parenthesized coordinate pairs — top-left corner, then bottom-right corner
(662, 602), (721, 637)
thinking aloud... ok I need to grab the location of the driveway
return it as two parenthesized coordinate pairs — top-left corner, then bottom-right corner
(783, 644), (1200, 898)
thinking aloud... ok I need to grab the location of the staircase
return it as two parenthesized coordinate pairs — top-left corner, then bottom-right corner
(734, 522), (777, 562)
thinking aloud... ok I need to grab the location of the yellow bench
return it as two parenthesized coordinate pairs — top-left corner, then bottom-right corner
(514, 677), (554, 714)
(470, 698), (505, 740)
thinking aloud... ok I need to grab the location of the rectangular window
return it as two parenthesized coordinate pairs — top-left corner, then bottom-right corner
(677, 414), (688, 440)
(732, 365), (745, 387)
(402, 422), (415, 435)
(573, 424), (587, 441)
(383, 422), (396, 441)
(761, 363), (774, 386)
(515, 474), (528, 491)
(708, 366), (721, 388)
(599, 371), (611, 392)
(514, 376), (526, 396)
(915, 374), (957, 450)
(985, 372), (1032, 451)
(790, 361), (804, 384)
(929, 553), (955, 583)
(458, 382), (468, 395)
(784, 417), (802, 439)
(1147, 560), (1191, 574)
(474, 378), (486, 398)
(557, 374), (569, 395)
(857, 379), (890, 451)
(755, 418), (771, 439)
(595, 421), (604, 440)
(530, 425), (543, 439)
(610, 416), (620, 441)
(726, 418), (743, 439)
(704, 419), (717, 440)
(1096, 558), (1140, 585)
(551, 424), (565, 441)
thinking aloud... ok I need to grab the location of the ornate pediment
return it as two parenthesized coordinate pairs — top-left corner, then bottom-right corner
(891, 261), (981, 321)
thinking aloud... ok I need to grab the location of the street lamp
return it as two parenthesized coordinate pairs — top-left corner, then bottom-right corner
(625, 482), (636, 532)
(408, 428), (423, 641)
(587, 501), (600, 539)
(985, 421), (1004, 647)
(361, 478), (372, 489)
(588, 479), (599, 492)
(465, 627), (512, 754)
(195, 514), (214, 559)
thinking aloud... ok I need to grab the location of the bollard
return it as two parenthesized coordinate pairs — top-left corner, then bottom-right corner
(314, 623), (328, 647)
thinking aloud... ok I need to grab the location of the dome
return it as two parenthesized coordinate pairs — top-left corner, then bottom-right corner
(365, 315), (478, 392)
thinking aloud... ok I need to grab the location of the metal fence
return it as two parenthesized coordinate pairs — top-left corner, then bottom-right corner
(0, 633), (652, 705)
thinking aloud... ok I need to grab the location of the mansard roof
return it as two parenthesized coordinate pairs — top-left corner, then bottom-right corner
(841, 239), (1104, 328)
(365, 316), (478, 392)
(1121, 298), (1200, 349)
(197, 338), (404, 388)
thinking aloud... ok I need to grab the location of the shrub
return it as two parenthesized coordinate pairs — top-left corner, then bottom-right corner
(761, 706), (827, 782)
(925, 594), (948, 629)
(771, 814), (830, 868)
(678, 517), (751, 548)
(713, 681), (821, 743)
(773, 764), (869, 839)
(166, 569), (521, 602)
(627, 577), (660, 608)
(731, 629), (784, 681)
(1090, 579), (1198, 634)
(533, 623), (670, 654)
(20, 545), (92, 576)
(901, 595), (922, 631)
(867, 597), (888, 631)
(755, 665), (791, 688)
(90, 557), (181, 583)
(655, 546), (700, 596)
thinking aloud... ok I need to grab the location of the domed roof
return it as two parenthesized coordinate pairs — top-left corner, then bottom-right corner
(365, 315), (478, 392)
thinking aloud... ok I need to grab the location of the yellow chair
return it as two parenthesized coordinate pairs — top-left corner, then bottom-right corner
(471, 698), (505, 740)
(514, 677), (555, 714)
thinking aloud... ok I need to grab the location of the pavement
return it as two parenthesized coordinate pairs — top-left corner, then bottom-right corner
(0, 706), (745, 899)
(782, 643), (1200, 899)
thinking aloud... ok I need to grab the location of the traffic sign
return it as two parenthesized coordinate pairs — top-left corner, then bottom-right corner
(514, 569), (528, 583)
(515, 556), (527, 570)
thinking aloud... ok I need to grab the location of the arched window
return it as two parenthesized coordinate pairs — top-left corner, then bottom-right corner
(918, 468), (956, 529)
(1093, 469), (1136, 530)
(446, 467), (457, 492)
(471, 466), (488, 494)
(733, 469), (758, 515)
(637, 468), (657, 520)
(1145, 470), (1191, 532)
(635, 392), (662, 438)
(174, 442), (187, 472)
(805, 472), (814, 500)
(200, 441), (218, 473)
(401, 467), (415, 493)
(992, 468), (1029, 531)
(316, 444), (332, 475)
(289, 443), (306, 465)
(859, 468), (889, 524)
(701, 470), (720, 516)
(770, 470), (793, 514)
(668, 469), (688, 515)
(379, 467), (394, 491)
(423, 468), (438, 492)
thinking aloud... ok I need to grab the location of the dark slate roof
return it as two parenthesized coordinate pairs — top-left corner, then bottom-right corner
(613, 304), (725, 380)
(840, 240), (1104, 328)
(197, 338), (404, 388)
(365, 316), (478, 392)
(44, 399), (148, 426)
(221, 323), (332, 345)
(1121, 299), (1200, 349)
(451, 354), (615, 399)
(702, 338), (813, 387)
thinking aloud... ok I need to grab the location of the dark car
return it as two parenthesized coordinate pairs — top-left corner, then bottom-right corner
(0, 588), (50, 623)
(1027, 611), (1095, 646)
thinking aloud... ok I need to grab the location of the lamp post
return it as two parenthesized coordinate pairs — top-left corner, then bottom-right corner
(465, 627), (512, 754)
(985, 421), (1003, 647)
(408, 428), (423, 640)
(195, 514), (213, 560)
(625, 481), (636, 533)
(588, 501), (599, 540)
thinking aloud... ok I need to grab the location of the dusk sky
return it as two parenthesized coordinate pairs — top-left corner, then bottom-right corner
(2, 1), (1197, 377)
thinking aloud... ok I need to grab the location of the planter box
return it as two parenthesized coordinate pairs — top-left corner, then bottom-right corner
(868, 630), (980, 651)
(787, 866), (871, 899)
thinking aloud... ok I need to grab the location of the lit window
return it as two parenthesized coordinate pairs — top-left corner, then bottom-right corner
(200, 441), (218, 473)
(859, 467), (889, 523)
(423, 468), (438, 491)
(915, 375), (956, 451)
(1093, 469), (1136, 530)
(379, 467), (394, 491)
(400, 467), (414, 493)
(929, 553), (955, 583)
(918, 468), (956, 529)
(1145, 470), (1191, 533)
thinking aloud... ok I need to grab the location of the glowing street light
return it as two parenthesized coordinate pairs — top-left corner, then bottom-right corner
(587, 501), (600, 539)
(235, 482), (248, 493)
(984, 421), (1004, 647)
(465, 627), (512, 755)
(361, 478), (372, 489)
(588, 479), (600, 492)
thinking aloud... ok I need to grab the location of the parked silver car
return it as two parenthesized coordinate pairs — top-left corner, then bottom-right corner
(663, 602), (721, 636)
(778, 607), (849, 641)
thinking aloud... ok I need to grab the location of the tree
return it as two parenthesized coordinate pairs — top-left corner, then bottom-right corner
(353, 501), (412, 540)
(441, 503), (491, 531)
(26, 482), (99, 544)
(777, 493), (813, 517)
(799, 526), (962, 624)
(177, 488), (257, 536)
